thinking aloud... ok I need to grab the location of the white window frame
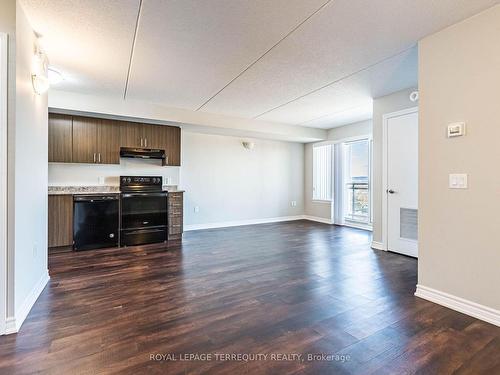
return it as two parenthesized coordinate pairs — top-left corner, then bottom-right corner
(312, 144), (333, 202)
(342, 137), (372, 226)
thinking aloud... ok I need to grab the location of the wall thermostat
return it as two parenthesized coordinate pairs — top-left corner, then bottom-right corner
(447, 122), (466, 138)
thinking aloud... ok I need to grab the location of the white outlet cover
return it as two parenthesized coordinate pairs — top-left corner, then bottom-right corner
(449, 173), (468, 189)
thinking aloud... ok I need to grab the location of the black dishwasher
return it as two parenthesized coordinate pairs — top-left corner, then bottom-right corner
(73, 195), (119, 251)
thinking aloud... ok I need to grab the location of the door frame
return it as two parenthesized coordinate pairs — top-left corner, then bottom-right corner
(381, 106), (418, 252)
(0, 32), (8, 335)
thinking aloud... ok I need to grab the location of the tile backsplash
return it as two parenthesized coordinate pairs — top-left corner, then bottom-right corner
(48, 158), (180, 186)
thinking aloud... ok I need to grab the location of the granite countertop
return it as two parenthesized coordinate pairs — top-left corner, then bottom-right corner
(48, 186), (184, 195)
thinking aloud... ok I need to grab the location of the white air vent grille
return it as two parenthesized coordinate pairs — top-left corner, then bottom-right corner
(400, 208), (418, 240)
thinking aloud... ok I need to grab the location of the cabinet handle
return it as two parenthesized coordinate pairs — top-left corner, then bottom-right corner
(145, 138), (147, 147)
(98, 153), (101, 163)
(140, 138), (143, 147)
(93, 153), (96, 163)
(166, 156), (169, 165)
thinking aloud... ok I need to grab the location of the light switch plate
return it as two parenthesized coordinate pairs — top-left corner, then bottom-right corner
(447, 122), (466, 138)
(449, 174), (468, 189)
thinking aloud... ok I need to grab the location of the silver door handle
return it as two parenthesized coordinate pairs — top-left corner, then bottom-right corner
(93, 153), (96, 163)
(145, 138), (147, 147)
(98, 153), (101, 163)
(166, 156), (169, 165)
(140, 138), (143, 147)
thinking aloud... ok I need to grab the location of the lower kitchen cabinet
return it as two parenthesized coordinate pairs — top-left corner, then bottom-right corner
(48, 195), (73, 248)
(168, 192), (184, 240)
(48, 192), (184, 248)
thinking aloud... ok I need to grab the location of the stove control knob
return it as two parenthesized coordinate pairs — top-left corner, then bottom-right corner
(126, 177), (131, 183)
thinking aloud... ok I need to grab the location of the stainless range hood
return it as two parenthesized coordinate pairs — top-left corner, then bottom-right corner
(120, 147), (166, 165)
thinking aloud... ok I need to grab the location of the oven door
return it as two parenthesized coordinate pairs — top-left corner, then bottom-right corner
(120, 192), (167, 230)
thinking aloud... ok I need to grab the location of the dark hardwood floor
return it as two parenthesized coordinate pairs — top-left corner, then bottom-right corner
(0, 221), (498, 374)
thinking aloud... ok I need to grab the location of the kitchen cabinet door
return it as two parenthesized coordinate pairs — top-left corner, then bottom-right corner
(72, 116), (98, 163)
(48, 195), (73, 247)
(142, 124), (164, 150)
(144, 125), (181, 166)
(165, 126), (181, 166)
(120, 121), (143, 148)
(48, 113), (73, 163)
(97, 119), (120, 164)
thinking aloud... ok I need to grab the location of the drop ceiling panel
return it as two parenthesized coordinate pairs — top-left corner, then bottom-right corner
(258, 47), (418, 127)
(201, 0), (497, 120)
(301, 105), (373, 129)
(126, 0), (327, 109)
(21, 0), (140, 96)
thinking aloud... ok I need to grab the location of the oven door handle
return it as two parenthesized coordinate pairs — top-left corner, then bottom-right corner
(121, 193), (167, 198)
(124, 228), (166, 235)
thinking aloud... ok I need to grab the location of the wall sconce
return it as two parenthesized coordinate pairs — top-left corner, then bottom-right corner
(31, 43), (49, 95)
(242, 141), (255, 150)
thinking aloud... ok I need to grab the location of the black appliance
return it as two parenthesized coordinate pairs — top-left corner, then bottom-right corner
(73, 195), (119, 251)
(120, 147), (166, 165)
(120, 176), (167, 246)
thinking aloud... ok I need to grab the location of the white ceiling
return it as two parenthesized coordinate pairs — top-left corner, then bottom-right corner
(21, 0), (498, 129)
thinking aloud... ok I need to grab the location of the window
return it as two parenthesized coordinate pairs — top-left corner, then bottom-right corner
(343, 139), (371, 224)
(312, 144), (332, 201)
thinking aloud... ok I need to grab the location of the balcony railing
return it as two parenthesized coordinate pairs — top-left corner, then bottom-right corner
(345, 182), (369, 223)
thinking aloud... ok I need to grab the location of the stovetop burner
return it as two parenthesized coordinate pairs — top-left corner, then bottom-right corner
(120, 176), (163, 192)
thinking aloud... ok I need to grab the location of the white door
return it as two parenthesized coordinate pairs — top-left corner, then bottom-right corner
(386, 109), (418, 257)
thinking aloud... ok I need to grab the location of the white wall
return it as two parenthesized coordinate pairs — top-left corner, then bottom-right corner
(327, 120), (372, 141)
(304, 120), (372, 221)
(181, 131), (304, 227)
(7, 2), (49, 332)
(49, 159), (180, 187)
(371, 87), (417, 244)
(418, 5), (500, 312)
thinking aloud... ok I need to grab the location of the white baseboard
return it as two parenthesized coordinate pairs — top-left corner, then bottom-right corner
(185, 215), (340, 231)
(4, 317), (16, 335)
(4, 270), (50, 334)
(185, 216), (305, 231)
(302, 215), (333, 225)
(371, 241), (386, 251)
(415, 284), (500, 327)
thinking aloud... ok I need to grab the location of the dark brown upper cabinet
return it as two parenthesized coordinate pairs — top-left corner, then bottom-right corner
(72, 116), (120, 164)
(145, 125), (181, 166)
(48, 114), (73, 163)
(120, 122), (181, 166)
(49, 113), (181, 166)
(119, 121), (144, 148)
(97, 119), (121, 164)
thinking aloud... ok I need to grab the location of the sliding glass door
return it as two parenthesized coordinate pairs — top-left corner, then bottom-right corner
(342, 139), (371, 226)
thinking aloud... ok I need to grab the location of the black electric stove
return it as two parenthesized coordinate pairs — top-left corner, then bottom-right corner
(120, 176), (167, 246)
